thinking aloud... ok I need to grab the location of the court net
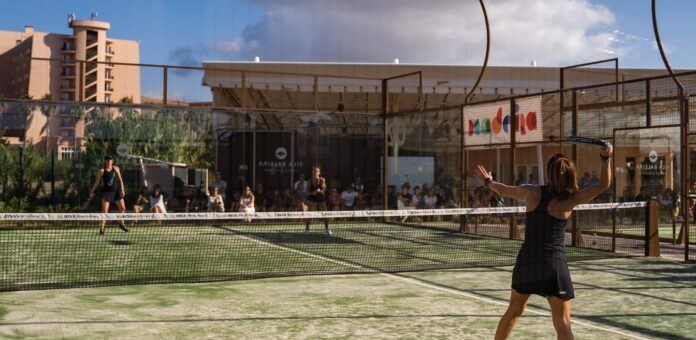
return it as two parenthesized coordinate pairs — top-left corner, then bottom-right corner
(0, 202), (647, 291)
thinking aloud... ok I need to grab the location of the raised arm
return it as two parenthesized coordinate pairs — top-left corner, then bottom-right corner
(569, 145), (613, 205)
(473, 164), (533, 201)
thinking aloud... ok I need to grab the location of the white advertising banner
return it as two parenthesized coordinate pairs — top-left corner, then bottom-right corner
(463, 96), (543, 146)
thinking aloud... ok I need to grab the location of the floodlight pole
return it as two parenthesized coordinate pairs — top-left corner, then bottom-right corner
(652, 0), (689, 261)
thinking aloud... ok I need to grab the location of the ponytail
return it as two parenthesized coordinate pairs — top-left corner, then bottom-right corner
(546, 154), (578, 200)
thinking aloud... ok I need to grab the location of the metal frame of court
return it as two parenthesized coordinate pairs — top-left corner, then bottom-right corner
(1, 56), (695, 262)
(382, 63), (696, 262)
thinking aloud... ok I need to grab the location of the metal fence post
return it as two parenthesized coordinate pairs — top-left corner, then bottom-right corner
(51, 149), (56, 206)
(163, 66), (168, 105)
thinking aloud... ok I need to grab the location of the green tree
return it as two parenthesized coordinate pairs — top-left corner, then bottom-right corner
(78, 106), (213, 201)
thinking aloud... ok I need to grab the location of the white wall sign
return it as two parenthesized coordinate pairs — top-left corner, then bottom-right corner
(463, 96), (543, 146)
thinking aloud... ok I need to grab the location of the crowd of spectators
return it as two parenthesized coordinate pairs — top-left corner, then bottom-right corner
(173, 171), (463, 213)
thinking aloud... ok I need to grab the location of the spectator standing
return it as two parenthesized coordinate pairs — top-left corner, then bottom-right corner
(212, 172), (228, 200)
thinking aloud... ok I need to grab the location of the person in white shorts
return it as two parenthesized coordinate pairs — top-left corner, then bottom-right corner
(149, 185), (167, 214)
(239, 186), (256, 214)
(423, 187), (438, 209)
(341, 186), (359, 210)
(207, 187), (225, 212)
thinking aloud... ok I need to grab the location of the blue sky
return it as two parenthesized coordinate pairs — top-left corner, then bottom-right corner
(0, 0), (693, 69)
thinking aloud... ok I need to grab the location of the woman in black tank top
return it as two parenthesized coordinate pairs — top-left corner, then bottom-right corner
(304, 166), (331, 235)
(88, 155), (129, 235)
(474, 145), (612, 340)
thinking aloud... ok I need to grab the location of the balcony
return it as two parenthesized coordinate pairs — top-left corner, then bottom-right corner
(60, 84), (76, 91)
(61, 58), (76, 65)
(60, 71), (75, 78)
(61, 45), (76, 53)
(105, 73), (114, 80)
(105, 47), (115, 55)
(85, 74), (97, 86)
(104, 85), (114, 92)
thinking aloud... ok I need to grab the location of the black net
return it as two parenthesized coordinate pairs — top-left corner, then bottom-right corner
(0, 202), (646, 291)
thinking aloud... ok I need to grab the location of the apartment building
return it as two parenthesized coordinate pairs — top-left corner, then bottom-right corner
(0, 15), (140, 158)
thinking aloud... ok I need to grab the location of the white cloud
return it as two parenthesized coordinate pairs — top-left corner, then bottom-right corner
(173, 0), (638, 67)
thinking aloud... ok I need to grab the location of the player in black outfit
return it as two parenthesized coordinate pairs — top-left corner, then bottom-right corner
(303, 166), (331, 235)
(88, 155), (129, 235)
(474, 144), (612, 340)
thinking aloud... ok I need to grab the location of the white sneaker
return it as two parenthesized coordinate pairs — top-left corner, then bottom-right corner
(304, 228), (310, 235)
(325, 228), (333, 235)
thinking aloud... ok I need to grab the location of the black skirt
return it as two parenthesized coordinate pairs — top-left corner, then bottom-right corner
(307, 193), (326, 204)
(512, 256), (575, 300)
(101, 188), (123, 203)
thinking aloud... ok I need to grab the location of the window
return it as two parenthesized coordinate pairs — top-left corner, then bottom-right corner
(60, 146), (76, 160)
(104, 94), (111, 103)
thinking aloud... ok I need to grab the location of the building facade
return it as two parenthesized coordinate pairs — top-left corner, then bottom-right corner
(0, 16), (140, 158)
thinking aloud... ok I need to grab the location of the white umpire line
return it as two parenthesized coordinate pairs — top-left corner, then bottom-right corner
(224, 226), (648, 340)
(0, 201), (647, 221)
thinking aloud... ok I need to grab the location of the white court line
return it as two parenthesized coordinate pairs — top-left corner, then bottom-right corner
(225, 227), (649, 340)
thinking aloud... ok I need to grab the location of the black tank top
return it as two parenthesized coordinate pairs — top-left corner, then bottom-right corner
(520, 186), (569, 260)
(102, 168), (117, 192)
(309, 178), (325, 197)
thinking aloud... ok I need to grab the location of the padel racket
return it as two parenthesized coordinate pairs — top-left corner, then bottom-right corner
(567, 136), (612, 149)
(81, 195), (93, 210)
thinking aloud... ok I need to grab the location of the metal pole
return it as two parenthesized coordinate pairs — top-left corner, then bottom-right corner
(382, 79), (389, 210)
(18, 145), (24, 194)
(76, 149), (81, 206)
(646, 80), (652, 127)
(571, 90), (583, 247)
(241, 71), (247, 108)
(559, 71), (565, 154)
(509, 99), (517, 239)
(51, 149), (56, 206)
(652, 0), (689, 261)
(163, 66), (168, 105)
(683, 97), (690, 260)
(461, 106), (466, 207)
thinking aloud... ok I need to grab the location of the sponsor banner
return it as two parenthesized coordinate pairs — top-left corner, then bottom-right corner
(463, 96), (543, 146)
(0, 202), (645, 221)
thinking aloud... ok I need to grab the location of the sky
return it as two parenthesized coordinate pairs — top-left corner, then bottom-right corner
(0, 0), (694, 69)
